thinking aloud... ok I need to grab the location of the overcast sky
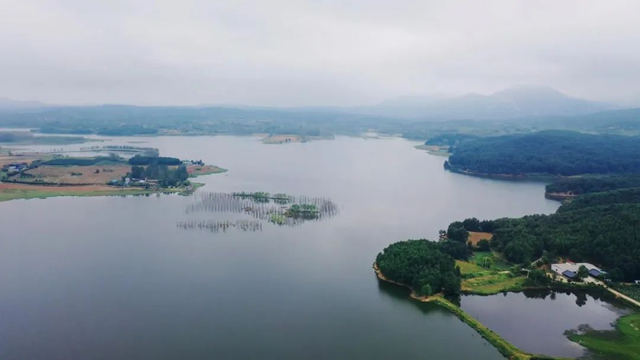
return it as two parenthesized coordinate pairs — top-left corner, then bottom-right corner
(1, 0), (639, 106)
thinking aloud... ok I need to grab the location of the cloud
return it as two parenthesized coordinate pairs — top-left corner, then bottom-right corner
(1, 0), (639, 106)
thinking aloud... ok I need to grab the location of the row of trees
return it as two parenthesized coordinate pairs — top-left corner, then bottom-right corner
(376, 240), (467, 296)
(128, 155), (182, 166)
(446, 217), (494, 242)
(130, 163), (189, 187)
(447, 130), (640, 176)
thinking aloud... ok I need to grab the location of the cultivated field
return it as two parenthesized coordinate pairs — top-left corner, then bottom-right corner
(262, 134), (302, 144)
(19, 165), (129, 185)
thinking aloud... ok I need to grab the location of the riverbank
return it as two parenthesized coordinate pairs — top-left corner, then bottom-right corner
(544, 192), (575, 201)
(0, 182), (205, 202)
(373, 263), (554, 360)
(414, 144), (451, 157)
(445, 165), (560, 182)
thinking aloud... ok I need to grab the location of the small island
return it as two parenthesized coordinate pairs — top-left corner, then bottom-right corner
(0, 151), (226, 202)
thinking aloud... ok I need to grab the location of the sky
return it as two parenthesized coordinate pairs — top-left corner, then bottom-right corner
(1, 0), (639, 107)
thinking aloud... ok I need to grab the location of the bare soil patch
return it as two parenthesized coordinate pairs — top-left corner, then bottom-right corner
(467, 231), (493, 245)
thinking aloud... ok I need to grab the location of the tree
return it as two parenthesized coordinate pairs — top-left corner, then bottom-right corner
(131, 166), (144, 179)
(176, 165), (189, 182)
(421, 284), (433, 297)
(526, 269), (550, 286)
(463, 218), (482, 232)
(576, 265), (589, 281)
(477, 239), (491, 251)
(447, 221), (469, 243)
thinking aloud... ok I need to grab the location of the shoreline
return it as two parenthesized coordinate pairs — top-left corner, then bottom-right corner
(445, 166), (561, 182)
(374, 262), (560, 360)
(0, 182), (206, 202)
(544, 192), (576, 201)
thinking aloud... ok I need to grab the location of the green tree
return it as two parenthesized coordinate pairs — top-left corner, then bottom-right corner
(131, 166), (144, 178)
(421, 284), (433, 297)
(576, 265), (589, 281)
(477, 239), (491, 251)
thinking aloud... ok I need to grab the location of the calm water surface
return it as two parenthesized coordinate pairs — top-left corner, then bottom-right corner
(0, 136), (564, 359)
(461, 290), (632, 358)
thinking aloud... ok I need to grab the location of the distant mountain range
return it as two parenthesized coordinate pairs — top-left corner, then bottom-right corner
(0, 85), (620, 121)
(0, 97), (48, 109)
(350, 85), (616, 120)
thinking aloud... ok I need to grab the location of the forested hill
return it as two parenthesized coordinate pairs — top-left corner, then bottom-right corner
(375, 240), (470, 296)
(450, 188), (640, 281)
(546, 175), (640, 196)
(446, 131), (640, 176)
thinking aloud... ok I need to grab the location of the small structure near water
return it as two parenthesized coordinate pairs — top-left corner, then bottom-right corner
(551, 262), (605, 280)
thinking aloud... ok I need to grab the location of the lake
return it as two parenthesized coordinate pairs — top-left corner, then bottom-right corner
(0, 135), (577, 359)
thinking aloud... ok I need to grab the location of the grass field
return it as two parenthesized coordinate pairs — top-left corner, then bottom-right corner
(262, 134), (303, 144)
(462, 273), (528, 295)
(18, 165), (129, 185)
(456, 260), (485, 275)
(0, 184), (168, 202)
(568, 313), (640, 360)
(187, 165), (227, 177)
(456, 251), (528, 295)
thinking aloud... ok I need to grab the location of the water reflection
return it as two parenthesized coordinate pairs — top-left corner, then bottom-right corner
(460, 290), (632, 358)
(177, 219), (263, 233)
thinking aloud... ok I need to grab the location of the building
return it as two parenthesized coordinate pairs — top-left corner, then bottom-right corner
(551, 262), (606, 279)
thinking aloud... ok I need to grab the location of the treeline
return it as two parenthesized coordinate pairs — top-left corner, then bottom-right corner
(376, 240), (470, 296)
(448, 189), (640, 281)
(42, 156), (124, 166)
(128, 156), (182, 166)
(546, 175), (640, 195)
(130, 164), (189, 186)
(447, 130), (640, 176)
(425, 133), (478, 147)
(446, 218), (494, 242)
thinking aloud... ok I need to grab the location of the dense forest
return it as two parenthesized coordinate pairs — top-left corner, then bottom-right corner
(546, 175), (640, 195)
(130, 163), (189, 186)
(376, 240), (468, 296)
(449, 189), (640, 281)
(446, 131), (640, 176)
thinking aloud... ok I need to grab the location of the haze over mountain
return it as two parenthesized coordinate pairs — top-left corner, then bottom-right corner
(0, 97), (48, 110)
(0, 85), (617, 122)
(353, 85), (615, 120)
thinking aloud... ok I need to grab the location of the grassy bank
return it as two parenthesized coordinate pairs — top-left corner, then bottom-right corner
(0, 185), (188, 202)
(456, 251), (529, 295)
(568, 313), (640, 360)
(431, 297), (556, 360)
(414, 144), (451, 157)
(374, 263), (556, 360)
(0, 181), (207, 202)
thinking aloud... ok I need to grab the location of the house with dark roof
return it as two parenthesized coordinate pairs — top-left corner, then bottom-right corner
(562, 270), (577, 279)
